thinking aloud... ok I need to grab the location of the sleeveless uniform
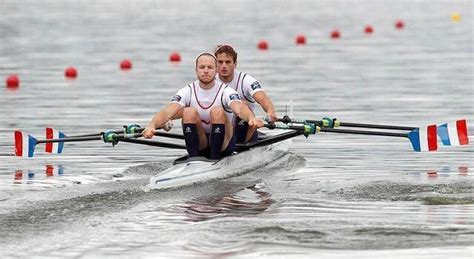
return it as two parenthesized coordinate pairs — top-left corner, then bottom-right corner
(171, 80), (241, 133)
(217, 71), (264, 143)
(217, 71), (264, 113)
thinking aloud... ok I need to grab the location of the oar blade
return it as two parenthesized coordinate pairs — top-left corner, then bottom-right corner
(407, 125), (438, 152)
(437, 119), (469, 146)
(45, 128), (66, 154)
(14, 131), (37, 157)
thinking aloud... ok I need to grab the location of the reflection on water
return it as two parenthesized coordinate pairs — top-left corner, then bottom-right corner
(13, 170), (34, 184)
(178, 182), (273, 222)
(13, 164), (65, 185)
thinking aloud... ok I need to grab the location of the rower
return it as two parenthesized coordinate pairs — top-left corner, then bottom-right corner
(142, 52), (263, 160)
(215, 44), (278, 144)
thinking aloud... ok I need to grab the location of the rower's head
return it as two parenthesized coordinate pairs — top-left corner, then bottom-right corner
(195, 52), (217, 85)
(215, 44), (237, 81)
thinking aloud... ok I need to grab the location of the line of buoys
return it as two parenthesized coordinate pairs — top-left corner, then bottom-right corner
(4, 13), (463, 88)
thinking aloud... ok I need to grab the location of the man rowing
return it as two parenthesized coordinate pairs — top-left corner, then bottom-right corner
(215, 44), (278, 143)
(142, 52), (262, 160)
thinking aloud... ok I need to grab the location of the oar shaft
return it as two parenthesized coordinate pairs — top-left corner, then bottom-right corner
(279, 117), (416, 131)
(59, 128), (184, 140)
(37, 135), (102, 143)
(268, 123), (408, 138)
(320, 128), (408, 137)
(119, 138), (186, 149)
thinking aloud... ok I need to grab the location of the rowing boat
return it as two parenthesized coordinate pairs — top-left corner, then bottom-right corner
(13, 117), (469, 189)
(148, 128), (298, 190)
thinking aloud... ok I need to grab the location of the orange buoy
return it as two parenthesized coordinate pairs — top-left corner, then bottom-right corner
(257, 40), (268, 50)
(395, 20), (404, 29)
(451, 12), (461, 22)
(169, 52), (181, 62)
(330, 30), (340, 39)
(120, 59), (132, 70)
(295, 34), (306, 45)
(6, 75), (20, 88)
(65, 67), (77, 78)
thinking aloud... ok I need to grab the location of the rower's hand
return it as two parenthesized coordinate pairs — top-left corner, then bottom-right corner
(266, 111), (278, 123)
(142, 127), (155, 139)
(249, 118), (265, 128)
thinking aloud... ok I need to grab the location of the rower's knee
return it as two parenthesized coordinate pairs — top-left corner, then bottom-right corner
(182, 107), (200, 123)
(210, 107), (227, 123)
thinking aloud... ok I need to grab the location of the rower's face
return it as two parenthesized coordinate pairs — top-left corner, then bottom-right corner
(216, 53), (236, 78)
(195, 55), (217, 84)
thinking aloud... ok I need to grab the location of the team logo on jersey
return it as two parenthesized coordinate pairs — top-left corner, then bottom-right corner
(171, 95), (182, 102)
(250, 81), (261, 90)
(229, 93), (240, 100)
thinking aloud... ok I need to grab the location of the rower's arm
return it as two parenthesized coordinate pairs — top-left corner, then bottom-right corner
(143, 103), (183, 138)
(253, 91), (277, 122)
(230, 101), (263, 128)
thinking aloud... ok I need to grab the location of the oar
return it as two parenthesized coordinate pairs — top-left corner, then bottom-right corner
(264, 121), (438, 152)
(46, 124), (184, 140)
(14, 130), (184, 158)
(277, 115), (416, 130)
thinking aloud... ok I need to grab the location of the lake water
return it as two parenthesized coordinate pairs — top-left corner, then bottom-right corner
(1, 0), (473, 258)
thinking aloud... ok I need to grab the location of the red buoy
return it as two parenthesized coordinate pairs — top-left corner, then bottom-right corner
(6, 75), (20, 88)
(295, 34), (306, 45)
(257, 40), (268, 50)
(364, 25), (374, 34)
(169, 52), (181, 62)
(120, 59), (132, 70)
(330, 30), (341, 39)
(65, 67), (77, 78)
(395, 20), (404, 29)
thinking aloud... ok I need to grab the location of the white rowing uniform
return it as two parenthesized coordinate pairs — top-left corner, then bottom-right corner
(217, 70), (264, 113)
(171, 80), (242, 133)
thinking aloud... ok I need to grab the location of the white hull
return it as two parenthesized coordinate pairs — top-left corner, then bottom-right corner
(148, 129), (293, 190)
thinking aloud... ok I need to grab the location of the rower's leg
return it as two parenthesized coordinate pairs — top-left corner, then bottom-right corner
(235, 117), (258, 143)
(209, 107), (234, 159)
(182, 107), (208, 157)
(245, 121), (259, 143)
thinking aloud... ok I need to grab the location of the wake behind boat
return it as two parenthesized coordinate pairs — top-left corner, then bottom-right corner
(148, 129), (297, 190)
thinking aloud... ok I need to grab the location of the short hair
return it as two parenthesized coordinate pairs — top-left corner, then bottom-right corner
(195, 52), (217, 67)
(214, 44), (238, 63)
